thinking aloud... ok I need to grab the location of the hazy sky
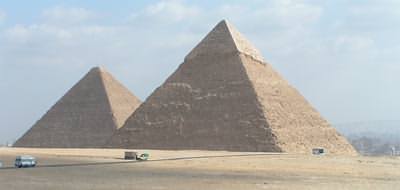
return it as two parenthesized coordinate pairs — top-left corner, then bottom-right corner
(0, 0), (399, 143)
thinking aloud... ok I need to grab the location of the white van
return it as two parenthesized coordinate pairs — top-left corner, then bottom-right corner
(15, 155), (36, 168)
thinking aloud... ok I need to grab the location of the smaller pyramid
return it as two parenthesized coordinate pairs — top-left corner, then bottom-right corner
(14, 67), (141, 148)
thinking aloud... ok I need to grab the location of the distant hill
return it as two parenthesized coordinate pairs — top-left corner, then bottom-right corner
(335, 120), (400, 143)
(334, 121), (400, 155)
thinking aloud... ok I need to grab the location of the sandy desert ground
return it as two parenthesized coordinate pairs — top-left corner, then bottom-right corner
(0, 148), (399, 190)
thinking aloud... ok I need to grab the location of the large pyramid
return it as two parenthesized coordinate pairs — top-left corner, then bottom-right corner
(108, 20), (356, 155)
(14, 67), (141, 148)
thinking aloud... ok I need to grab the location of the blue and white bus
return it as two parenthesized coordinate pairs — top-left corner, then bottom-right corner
(15, 155), (36, 168)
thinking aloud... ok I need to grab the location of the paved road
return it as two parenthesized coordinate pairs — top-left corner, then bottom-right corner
(0, 153), (398, 190)
(0, 153), (286, 169)
(0, 154), (285, 190)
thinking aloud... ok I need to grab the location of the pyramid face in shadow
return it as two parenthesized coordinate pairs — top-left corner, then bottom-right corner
(14, 67), (141, 148)
(108, 20), (356, 155)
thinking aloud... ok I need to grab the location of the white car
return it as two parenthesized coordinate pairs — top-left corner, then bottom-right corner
(15, 155), (36, 168)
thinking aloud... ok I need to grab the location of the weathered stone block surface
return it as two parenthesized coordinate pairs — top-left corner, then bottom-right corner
(14, 67), (141, 148)
(108, 20), (356, 155)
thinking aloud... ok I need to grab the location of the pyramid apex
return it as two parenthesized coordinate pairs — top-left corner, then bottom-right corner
(219, 19), (228, 24)
(185, 20), (264, 62)
(218, 19), (234, 28)
(91, 66), (106, 72)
